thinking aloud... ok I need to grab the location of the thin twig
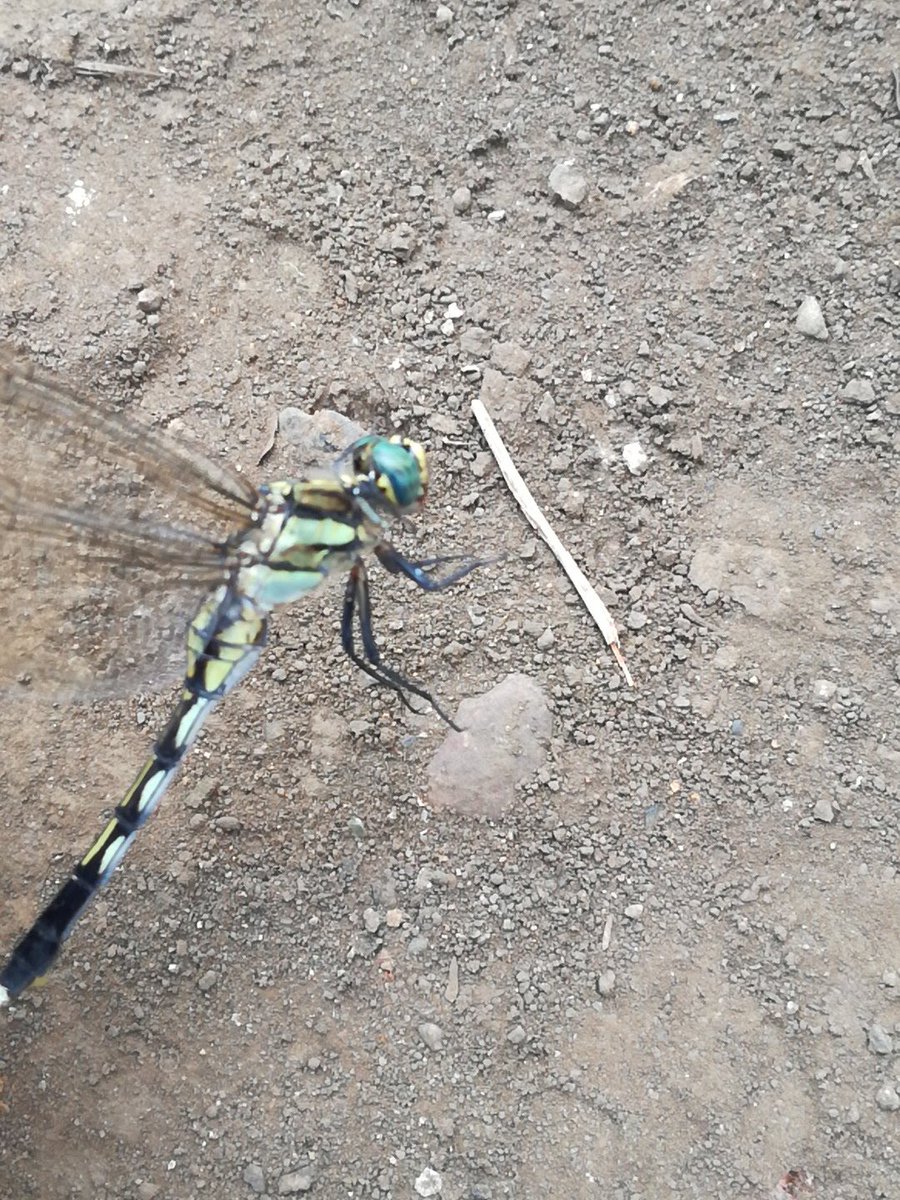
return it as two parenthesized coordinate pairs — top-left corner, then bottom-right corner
(471, 396), (634, 687)
(73, 60), (166, 80)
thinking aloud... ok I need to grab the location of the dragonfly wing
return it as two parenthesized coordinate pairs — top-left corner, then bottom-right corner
(0, 345), (260, 701)
(0, 345), (259, 526)
(0, 472), (242, 573)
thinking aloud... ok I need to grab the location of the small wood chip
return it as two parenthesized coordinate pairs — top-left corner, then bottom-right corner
(601, 914), (613, 951)
(445, 957), (460, 1003)
(255, 410), (279, 465)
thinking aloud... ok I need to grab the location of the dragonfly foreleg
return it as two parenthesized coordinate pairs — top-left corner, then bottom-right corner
(374, 545), (491, 592)
(341, 561), (461, 730)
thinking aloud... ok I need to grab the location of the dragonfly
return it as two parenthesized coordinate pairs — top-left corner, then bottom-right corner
(0, 346), (486, 1005)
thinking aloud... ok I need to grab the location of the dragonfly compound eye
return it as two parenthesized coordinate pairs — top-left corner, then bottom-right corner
(369, 436), (428, 510)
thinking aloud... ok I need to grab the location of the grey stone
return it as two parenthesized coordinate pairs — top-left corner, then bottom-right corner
(415, 1167), (443, 1197)
(867, 1024), (894, 1055)
(812, 679), (837, 702)
(622, 441), (648, 475)
(549, 160), (588, 207)
(243, 1164), (266, 1194)
(136, 287), (163, 314)
(451, 185), (471, 213)
(278, 1168), (314, 1194)
(418, 1022), (444, 1051)
(812, 798), (834, 823)
(595, 970), (616, 997)
(796, 296), (828, 340)
(841, 379), (876, 407)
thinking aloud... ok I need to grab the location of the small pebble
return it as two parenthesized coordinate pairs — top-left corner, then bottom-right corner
(197, 970), (218, 992)
(867, 1024), (893, 1055)
(415, 1167), (443, 1197)
(435, 5), (453, 30)
(624, 903), (644, 920)
(812, 679), (837, 702)
(507, 1024), (526, 1045)
(278, 1169), (314, 1194)
(363, 907), (381, 934)
(243, 1164), (266, 1195)
(841, 379), (876, 407)
(796, 296), (828, 340)
(536, 628), (555, 650)
(875, 1083), (900, 1112)
(812, 798), (834, 824)
(595, 970), (616, 997)
(136, 287), (163, 314)
(622, 441), (648, 476)
(549, 160), (589, 207)
(418, 1022), (443, 1051)
(451, 185), (471, 214)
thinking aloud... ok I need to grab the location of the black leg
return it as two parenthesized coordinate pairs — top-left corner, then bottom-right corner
(341, 561), (461, 730)
(375, 544), (493, 592)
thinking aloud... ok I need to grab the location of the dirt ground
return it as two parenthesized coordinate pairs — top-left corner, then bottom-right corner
(1, 1), (898, 1198)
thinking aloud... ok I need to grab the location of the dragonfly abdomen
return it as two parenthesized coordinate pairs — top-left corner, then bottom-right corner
(0, 586), (269, 1000)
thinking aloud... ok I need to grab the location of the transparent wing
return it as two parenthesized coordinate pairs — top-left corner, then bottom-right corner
(0, 345), (259, 524)
(0, 346), (258, 700)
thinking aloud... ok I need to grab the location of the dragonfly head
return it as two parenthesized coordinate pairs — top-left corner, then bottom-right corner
(347, 435), (429, 515)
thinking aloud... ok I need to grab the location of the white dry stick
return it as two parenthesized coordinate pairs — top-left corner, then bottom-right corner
(471, 396), (634, 687)
(0, 984), (9, 1008)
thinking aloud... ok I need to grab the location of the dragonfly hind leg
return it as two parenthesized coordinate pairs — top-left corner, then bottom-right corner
(342, 561), (461, 730)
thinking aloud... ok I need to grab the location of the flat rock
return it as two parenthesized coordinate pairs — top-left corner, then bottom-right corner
(490, 340), (532, 377)
(689, 540), (797, 621)
(428, 673), (552, 816)
(277, 407), (363, 461)
(278, 1169), (314, 1194)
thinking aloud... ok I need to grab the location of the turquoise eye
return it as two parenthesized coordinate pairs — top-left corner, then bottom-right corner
(370, 439), (426, 508)
(349, 436), (428, 511)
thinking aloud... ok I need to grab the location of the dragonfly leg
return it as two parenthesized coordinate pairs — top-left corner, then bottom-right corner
(341, 562), (461, 730)
(374, 544), (493, 592)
